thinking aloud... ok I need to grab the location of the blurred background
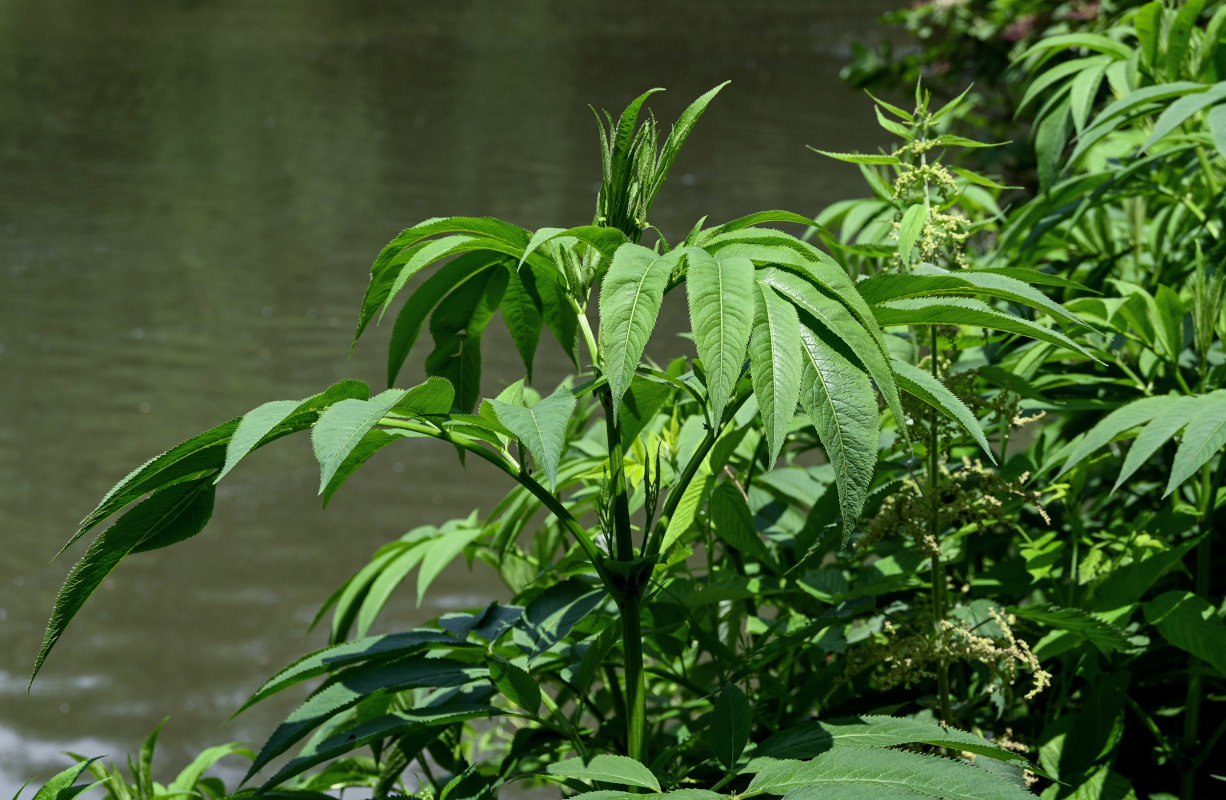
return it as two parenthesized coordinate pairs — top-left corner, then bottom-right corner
(0, 0), (898, 789)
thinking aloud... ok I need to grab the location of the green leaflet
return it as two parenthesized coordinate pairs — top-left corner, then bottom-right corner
(708, 481), (774, 564)
(217, 380), (373, 484)
(872, 296), (1093, 360)
(546, 755), (661, 792)
(858, 264), (1084, 328)
(386, 253), (504, 387)
(488, 657), (541, 715)
(1166, 389), (1226, 496)
(501, 264), (545, 381)
(896, 204), (925, 265)
(377, 234), (479, 321)
(489, 386), (578, 490)
(695, 210), (821, 244)
(1144, 82), (1226, 151)
(1145, 591), (1226, 676)
(891, 359), (993, 460)
(756, 267), (904, 436)
(167, 742), (254, 793)
(599, 243), (676, 421)
(750, 282), (803, 467)
(29, 759), (102, 800)
(746, 749), (1033, 799)
(807, 149), (901, 165)
(1009, 603), (1130, 655)
(1068, 82), (1210, 167)
(710, 683), (751, 771)
(519, 225), (629, 268)
(416, 516), (485, 606)
(754, 715), (1042, 777)
(311, 388), (408, 493)
(34, 479), (217, 682)
(391, 376), (455, 418)
(798, 324), (879, 542)
(1058, 394), (1180, 477)
(239, 629), (476, 711)
(424, 264), (510, 412)
(1111, 396), (1200, 493)
(245, 657), (483, 778)
(649, 81), (729, 202)
(258, 695), (498, 790)
(687, 249), (755, 425)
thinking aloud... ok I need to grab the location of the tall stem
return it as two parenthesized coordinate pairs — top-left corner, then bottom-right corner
(1181, 460), (1215, 800)
(621, 590), (647, 761)
(927, 327), (954, 724)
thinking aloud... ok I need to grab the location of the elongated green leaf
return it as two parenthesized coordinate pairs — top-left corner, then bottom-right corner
(501, 265), (545, 380)
(1145, 591), (1226, 675)
(322, 429), (418, 506)
(697, 211), (820, 244)
(1009, 603), (1129, 654)
(1068, 59), (1108, 133)
(756, 267), (904, 435)
(891, 359), (992, 460)
(599, 244), (675, 420)
(521, 226), (629, 268)
(798, 325), (879, 541)
(258, 697), (497, 789)
(547, 755), (661, 791)
(516, 579), (606, 662)
(1112, 396), (1200, 492)
(1018, 32), (1133, 63)
(417, 517), (484, 606)
(488, 657), (541, 715)
(755, 715), (1042, 777)
(650, 81), (729, 201)
(709, 481), (773, 564)
(1145, 82), (1226, 151)
(747, 750), (1034, 799)
(34, 479), (217, 682)
(1069, 82), (1209, 165)
(688, 250), (755, 424)
(711, 683), (750, 771)
(859, 265), (1084, 328)
(424, 264), (509, 412)
(1166, 389), (1226, 496)
(169, 743), (253, 793)
(896, 204), (925, 264)
(390, 376), (455, 418)
(240, 629), (474, 712)
(1058, 394), (1179, 476)
(312, 388), (408, 492)
(1035, 100), (1071, 189)
(489, 387), (576, 489)
(247, 657), (480, 777)
(353, 546), (429, 640)
(378, 235), (479, 321)
(807, 149), (900, 165)
(1167, 0), (1205, 78)
(30, 759), (102, 800)
(386, 253), (504, 386)
(1210, 104), (1226, 160)
(1135, 1), (1162, 70)
(873, 296), (1093, 359)
(750, 282), (803, 467)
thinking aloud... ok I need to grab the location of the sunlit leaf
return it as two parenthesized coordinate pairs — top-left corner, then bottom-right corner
(687, 249), (755, 424)
(750, 281), (803, 467)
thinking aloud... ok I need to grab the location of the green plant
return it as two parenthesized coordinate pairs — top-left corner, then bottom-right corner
(26, 84), (1067, 799)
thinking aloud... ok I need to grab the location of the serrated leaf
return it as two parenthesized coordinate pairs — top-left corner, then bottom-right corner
(649, 81), (729, 201)
(807, 148), (901, 165)
(391, 376), (455, 418)
(34, 479), (217, 682)
(378, 235), (479, 321)
(30, 759), (103, 800)
(1167, 0), (1205, 79)
(246, 657), (481, 778)
(416, 517), (484, 606)
(546, 755), (661, 791)
(169, 742), (254, 793)
(754, 715), (1044, 778)
(1144, 82), (1226, 151)
(312, 389), (408, 492)
(750, 282), (803, 467)
(687, 250), (755, 424)
(1058, 394), (1179, 476)
(891, 359), (993, 461)
(709, 482), (773, 564)
(517, 579), (606, 662)
(896, 204), (925, 265)
(756, 267), (904, 437)
(489, 387), (577, 489)
(872, 296), (1093, 359)
(488, 657), (541, 715)
(747, 749), (1034, 799)
(798, 324), (879, 541)
(711, 683), (750, 770)
(239, 629), (476, 712)
(696, 210), (819, 244)
(424, 264), (509, 412)
(1166, 389), (1226, 496)
(1009, 603), (1129, 654)
(599, 244), (676, 420)
(322, 429), (417, 507)
(1111, 396), (1200, 493)
(1145, 591), (1226, 675)
(501, 266), (545, 380)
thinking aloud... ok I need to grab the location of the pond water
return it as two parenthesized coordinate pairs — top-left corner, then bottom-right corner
(0, 0), (897, 789)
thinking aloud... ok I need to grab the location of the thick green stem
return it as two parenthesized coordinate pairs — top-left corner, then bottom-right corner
(1181, 461), (1215, 800)
(602, 391), (635, 561)
(621, 590), (647, 762)
(927, 327), (954, 725)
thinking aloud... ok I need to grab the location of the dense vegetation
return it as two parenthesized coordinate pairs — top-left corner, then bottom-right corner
(21, 2), (1225, 799)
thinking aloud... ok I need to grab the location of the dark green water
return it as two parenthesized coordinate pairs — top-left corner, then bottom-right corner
(0, 0), (896, 788)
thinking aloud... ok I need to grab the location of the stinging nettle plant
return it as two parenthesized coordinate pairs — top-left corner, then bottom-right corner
(30, 83), (1082, 799)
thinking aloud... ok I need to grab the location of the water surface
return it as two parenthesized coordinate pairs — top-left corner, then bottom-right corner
(0, 0), (896, 789)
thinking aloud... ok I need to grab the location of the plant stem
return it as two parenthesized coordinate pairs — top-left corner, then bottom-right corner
(601, 391), (635, 562)
(1180, 460), (1215, 800)
(927, 327), (954, 725)
(621, 589), (647, 762)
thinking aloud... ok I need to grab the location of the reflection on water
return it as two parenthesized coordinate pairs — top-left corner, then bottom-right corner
(0, 0), (896, 789)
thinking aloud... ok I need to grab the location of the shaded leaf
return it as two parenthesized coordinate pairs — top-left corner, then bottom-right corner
(1166, 389), (1226, 496)
(489, 387), (578, 489)
(547, 755), (661, 792)
(424, 264), (509, 412)
(488, 657), (541, 715)
(711, 683), (750, 770)
(1145, 591), (1226, 675)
